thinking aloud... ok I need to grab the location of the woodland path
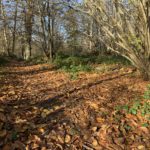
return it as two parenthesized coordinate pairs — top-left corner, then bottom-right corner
(0, 62), (149, 150)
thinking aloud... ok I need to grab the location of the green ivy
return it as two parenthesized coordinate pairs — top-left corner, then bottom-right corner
(116, 84), (150, 119)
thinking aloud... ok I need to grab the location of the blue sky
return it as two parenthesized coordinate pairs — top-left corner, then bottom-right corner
(78, 0), (83, 3)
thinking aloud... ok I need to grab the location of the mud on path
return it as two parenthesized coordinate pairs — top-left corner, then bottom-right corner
(0, 62), (149, 150)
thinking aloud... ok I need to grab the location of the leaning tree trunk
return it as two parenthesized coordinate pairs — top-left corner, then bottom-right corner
(141, 0), (150, 80)
(84, 0), (150, 80)
(133, 58), (150, 81)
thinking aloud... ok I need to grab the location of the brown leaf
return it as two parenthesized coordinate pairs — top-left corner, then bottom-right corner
(31, 143), (39, 149)
(41, 147), (47, 150)
(12, 141), (25, 150)
(30, 135), (41, 143)
(0, 130), (7, 137)
(91, 126), (98, 132)
(58, 135), (64, 144)
(96, 117), (105, 123)
(130, 120), (138, 127)
(0, 113), (6, 122)
(9, 91), (15, 95)
(38, 127), (45, 134)
(138, 145), (145, 150)
(113, 137), (125, 145)
(0, 108), (4, 112)
(139, 127), (149, 134)
(41, 112), (47, 118)
(2, 144), (12, 150)
(65, 134), (71, 143)
(0, 122), (4, 130)
(92, 139), (98, 146)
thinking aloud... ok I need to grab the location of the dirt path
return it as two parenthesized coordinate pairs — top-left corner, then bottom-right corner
(0, 63), (149, 150)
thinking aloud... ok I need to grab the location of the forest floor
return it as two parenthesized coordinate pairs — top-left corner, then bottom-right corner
(0, 60), (150, 150)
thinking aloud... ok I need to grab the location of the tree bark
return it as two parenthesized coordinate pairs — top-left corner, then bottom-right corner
(0, 0), (10, 56)
(12, 0), (18, 54)
(25, 0), (33, 58)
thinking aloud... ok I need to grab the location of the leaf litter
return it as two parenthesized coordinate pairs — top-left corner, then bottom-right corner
(0, 62), (149, 150)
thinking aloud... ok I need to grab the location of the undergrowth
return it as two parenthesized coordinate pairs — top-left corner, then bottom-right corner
(0, 56), (9, 66)
(17, 53), (130, 80)
(54, 53), (130, 67)
(26, 56), (48, 65)
(115, 85), (150, 122)
(52, 53), (130, 80)
(54, 54), (93, 79)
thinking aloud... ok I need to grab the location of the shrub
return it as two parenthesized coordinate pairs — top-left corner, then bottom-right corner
(54, 55), (93, 73)
(26, 56), (47, 64)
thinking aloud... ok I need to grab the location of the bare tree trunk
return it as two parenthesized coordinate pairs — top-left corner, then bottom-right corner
(24, 0), (33, 59)
(0, 0), (10, 56)
(89, 19), (93, 51)
(41, 15), (50, 58)
(47, 2), (55, 61)
(51, 16), (55, 59)
(12, 0), (18, 54)
(47, 4), (52, 60)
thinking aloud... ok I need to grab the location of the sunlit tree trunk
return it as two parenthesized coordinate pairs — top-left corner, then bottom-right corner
(84, 0), (150, 80)
(37, 0), (56, 61)
(47, 2), (55, 61)
(0, 0), (10, 56)
(24, 0), (33, 59)
(89, 19), (93, 51)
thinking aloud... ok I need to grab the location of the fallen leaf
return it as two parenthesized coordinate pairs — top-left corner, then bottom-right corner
(12, 141), (25, 150)
(138, 145), (145, 150)
(38, 128), (45, 134)
(0, 122), (4, 130)
(86, 101), (99, 110)
(13, 106), (19, 109)
(15, 118), (27, 124)
(139, 127), (149, 134)
(0, 130), (7, 137)
(29, 135), (41, 143)
(96, 117), (105, 123)
(58, 135), (64, 144)
(31, 143), (39, 149)
(41, 112), (47, 118)
(0, 108), (4, 112)
(92, 139), (98, 146)
(113, 137), (125, 145)
(91, 126), (98, 132)
(2, 144), (12, 150)
(41, 147), (47, 150)
(9, 91), (15, 95)
(0, 113), (6, 122)
(65, 135), (71, 143)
